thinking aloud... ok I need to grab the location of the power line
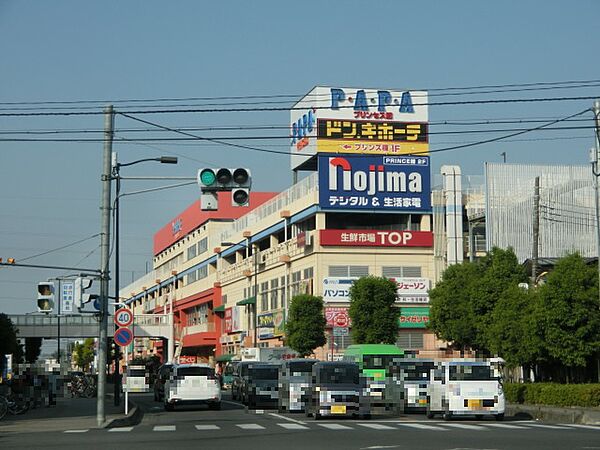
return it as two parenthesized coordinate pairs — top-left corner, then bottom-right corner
(18, 233), (100, 262)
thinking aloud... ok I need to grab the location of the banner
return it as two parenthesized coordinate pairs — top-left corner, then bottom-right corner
(224, 307), (233, 334)
(320, 230), (433, 247)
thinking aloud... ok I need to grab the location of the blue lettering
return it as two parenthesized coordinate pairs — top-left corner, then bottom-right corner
(291, 122), (298, 144)
(354, 90), (368, 111)
(377, 90), (392, 112)
(399, 91), (415, 113)
(330, 88), (345, 109)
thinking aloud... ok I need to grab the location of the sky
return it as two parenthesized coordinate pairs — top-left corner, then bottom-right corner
(1, 0), (599, 318)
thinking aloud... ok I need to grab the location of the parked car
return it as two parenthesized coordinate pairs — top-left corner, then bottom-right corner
(231, 361), (252, 402)
(242, 362), (280, 409)
(153, 363), (174, 402)
(305, 361), (370, 420)
(164, 364), (221, 411)
(278, 359), (318, 413)
(222, 361), (239, 390)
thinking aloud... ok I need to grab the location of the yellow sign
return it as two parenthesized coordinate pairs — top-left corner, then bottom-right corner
(317, 139), (428, 156)
(331, 405), (347, 414)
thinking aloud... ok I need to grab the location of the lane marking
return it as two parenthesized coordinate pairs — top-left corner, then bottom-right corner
(153, 425), (176, 432)
(195, 424), (221, 430)
(317, 423), (353, 430)
(442, 423), (488, 430)
(108, 427), (134, 432)
(269, 412), (307, 424)
(559, 424), (600, 430)
(357, 423), (397, 430)
(397, 423), (448, 431)
(237, 423), (266, 430)
(483, 423), (528, 429)
(277, 423), (309, 430)
(521, 423), (570, 430)
(64, 429), (89, 433)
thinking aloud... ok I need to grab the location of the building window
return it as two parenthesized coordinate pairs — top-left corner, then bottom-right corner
(187, 244), (197, 261)
(329, 265), (369, 277)
(397, 331), (424, 350)
(197, 237), (208, 255)
(187, 303), (210, 326)
(381, 266), (422, 278)
(187, 270), (197, 285)
(197, 265), (208, 280)
(303, 267), (314, 280)
(260, 281), (269, 311)
(270, 278), (279, 310)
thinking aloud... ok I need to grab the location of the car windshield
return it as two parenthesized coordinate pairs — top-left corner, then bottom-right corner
(318, 365), (359, 384)
(363, 355), (395, 370)
(127, 369), (146, 377)
(248, 367), (279, 380)
(288, 361), (315, 375)
(394, 361), (435, 381)
(177, 367), (214, 377)
(449, 364), (496, 381)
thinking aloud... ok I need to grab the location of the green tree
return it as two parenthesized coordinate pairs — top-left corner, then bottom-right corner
(73, 337), (96, 371)
(0, 313), (23, 373)
(348, 276), (399, 344)
(25, 337), (43, 363)
(537, 253), (600, 381)
(286, 294), (327, 357)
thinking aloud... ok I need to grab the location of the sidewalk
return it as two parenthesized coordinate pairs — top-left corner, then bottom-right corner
(0, 385), (140, 433)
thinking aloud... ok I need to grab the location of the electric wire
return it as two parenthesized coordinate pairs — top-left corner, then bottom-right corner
(18, 233), (101, 262)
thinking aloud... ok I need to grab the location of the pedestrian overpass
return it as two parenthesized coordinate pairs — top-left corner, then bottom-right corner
(9, 314), (171, 339)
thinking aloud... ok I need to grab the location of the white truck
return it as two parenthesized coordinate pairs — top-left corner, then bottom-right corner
(240, 347), (298, 363)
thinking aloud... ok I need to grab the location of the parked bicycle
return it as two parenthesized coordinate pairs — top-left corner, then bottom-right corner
(68, 374), (96, 398)
(0, 393), (30, 420)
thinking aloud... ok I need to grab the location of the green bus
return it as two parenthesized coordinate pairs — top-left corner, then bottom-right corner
(343, 344), (404, 412)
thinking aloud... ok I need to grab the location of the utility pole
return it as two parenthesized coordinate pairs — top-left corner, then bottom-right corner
(531, 176), (540, 285)
(501, 152), (507, 163)
(593, 101), (600, 310)
(97, 105), (114, 427)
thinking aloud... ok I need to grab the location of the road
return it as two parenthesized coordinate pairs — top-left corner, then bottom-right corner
(1, 393), (599, 450)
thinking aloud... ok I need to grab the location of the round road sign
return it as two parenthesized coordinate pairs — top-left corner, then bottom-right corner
(114, 327), (133, 347)
(114, 308), (133, 327)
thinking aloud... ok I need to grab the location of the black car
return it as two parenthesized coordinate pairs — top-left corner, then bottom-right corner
(242, 363), (280, 409)
(153, 363), (174, 402)
(231, 361), (252, 402)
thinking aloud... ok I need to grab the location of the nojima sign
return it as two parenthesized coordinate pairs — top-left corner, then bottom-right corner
(318, 154), (431, 212)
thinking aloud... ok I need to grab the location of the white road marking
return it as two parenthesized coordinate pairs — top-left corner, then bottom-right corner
(357, 423), (397, 430)
(442, 423), (488, 430)
(153, 425), (176, 432)
(277, 423), (309, 430)
(483, 423), (528, 429)
(195, 424), (221, 430)
(317, 423), (353, 430)
(397, 423), (448, 431)
(559, 424), (600, 430)
(237, 423), (266, 430)
(108, 427), (134, 432)
(64, 429), (89, 433)
(269, 412), (307, 424)
(521, 423), (570, 430)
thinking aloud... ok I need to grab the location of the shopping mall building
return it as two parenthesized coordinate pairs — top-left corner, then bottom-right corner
(119, 86), (490, 365)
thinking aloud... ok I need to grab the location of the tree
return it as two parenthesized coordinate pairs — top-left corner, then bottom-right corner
(348, 276), (399, 344)
(72, 338), (96, 371)
(0, 313), (23, 373)
(286, 294), (327, 357)
(536, 253), (600, 381)
(25, 337), (43, 363)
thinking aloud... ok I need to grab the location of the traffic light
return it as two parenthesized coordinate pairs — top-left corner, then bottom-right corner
(37, 281), (55, 313)
(74, 277), (95, 311)
(197, 167), (252, 209)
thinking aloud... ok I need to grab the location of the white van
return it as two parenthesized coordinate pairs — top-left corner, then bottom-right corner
(427, 359), (505, 421)
(164, 364), (221, 411)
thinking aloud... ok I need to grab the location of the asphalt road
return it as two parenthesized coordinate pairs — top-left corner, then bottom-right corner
(1, 393), (599, 450)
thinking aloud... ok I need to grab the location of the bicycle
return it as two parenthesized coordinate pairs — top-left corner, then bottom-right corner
(0, 393), (30, 419)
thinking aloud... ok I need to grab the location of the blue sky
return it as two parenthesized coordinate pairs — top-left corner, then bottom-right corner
(1, 0), (599, 315)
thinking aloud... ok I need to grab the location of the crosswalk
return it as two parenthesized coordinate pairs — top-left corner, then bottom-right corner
(64, 421), (600, 434)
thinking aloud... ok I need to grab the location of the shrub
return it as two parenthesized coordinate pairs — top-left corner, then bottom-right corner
(504, 382), (600, 408)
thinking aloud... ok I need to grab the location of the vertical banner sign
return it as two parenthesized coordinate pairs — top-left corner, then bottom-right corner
(318, 154), (431, 212)
(224, 307), (233, 334)
(61, 280), (74, 313)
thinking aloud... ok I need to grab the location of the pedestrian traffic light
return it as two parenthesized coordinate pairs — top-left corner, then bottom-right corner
(37, 281), (55, 313)
(74, 277), (95, 311)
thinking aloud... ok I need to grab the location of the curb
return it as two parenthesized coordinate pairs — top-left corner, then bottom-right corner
(103, 400), (144, 429)
(507, 403), (600, 425)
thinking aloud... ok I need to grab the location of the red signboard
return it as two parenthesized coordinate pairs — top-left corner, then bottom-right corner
(320, 229), (433, 247)
(179, 355), (198, 364)
(325, 307), (352, 328)
(224, 307), (233, 334)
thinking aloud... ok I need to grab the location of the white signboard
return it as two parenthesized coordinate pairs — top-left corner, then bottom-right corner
(322, 277), (357, 303)
(231, 306), (243, 333)
(61, 280), (74, 313)
(323, 276), (430, 303)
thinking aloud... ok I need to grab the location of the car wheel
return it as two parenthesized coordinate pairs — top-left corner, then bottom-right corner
(361, 413), (371, 420)
(209, 402), (221, 411)
(426, 409), (435, 419)
(475, 414), (484, 420)
(443, 411), (452, 421)
(164, 402), (174, 411)
(313, 411), (321, 420)
(495, 413), (505, 421)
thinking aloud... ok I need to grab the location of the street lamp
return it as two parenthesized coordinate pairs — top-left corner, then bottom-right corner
(221, 240), (258, 347)
(111, 155), (178, 405)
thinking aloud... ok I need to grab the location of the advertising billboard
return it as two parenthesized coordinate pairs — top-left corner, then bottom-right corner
(399, 307), (430, 328)
(319, 229), (433, 247)
(325, 307), (352, 328)
(291, 86), (428, 170)
(318, 154), (431, 212)
(324, 277), (430, 304)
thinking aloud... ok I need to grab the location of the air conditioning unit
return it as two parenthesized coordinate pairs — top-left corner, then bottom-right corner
(259, 253), (268, 264)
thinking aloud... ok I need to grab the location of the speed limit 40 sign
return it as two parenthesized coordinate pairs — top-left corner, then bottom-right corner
(114, 308), (133, 327)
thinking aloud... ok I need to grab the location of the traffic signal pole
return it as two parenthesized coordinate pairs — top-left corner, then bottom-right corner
(97, 105), (114, 427)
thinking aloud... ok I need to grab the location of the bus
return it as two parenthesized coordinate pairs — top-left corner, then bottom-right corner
(343, 344), (404, 411)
